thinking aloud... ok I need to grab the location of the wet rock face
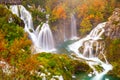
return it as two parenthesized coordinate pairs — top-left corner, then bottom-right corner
(105, 8), (120, 39)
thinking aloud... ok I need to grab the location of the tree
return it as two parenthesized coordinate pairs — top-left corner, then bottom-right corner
(52, 3), (66, 20)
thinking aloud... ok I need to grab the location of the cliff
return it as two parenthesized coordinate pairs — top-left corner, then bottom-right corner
(105, 8), (120, 39)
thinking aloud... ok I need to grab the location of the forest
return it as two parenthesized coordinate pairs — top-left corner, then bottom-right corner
(0, 0), (120, 80)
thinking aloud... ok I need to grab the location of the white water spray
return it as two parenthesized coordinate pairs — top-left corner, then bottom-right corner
(69, 22), (112, 80)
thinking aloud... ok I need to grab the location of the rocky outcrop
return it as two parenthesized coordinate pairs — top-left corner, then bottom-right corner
(105, 8), (120, 39)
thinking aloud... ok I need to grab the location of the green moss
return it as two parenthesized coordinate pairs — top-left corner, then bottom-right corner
(105, 38), (120, 78)
(17, 53), (89, 80)
(0, 5), (24, 43)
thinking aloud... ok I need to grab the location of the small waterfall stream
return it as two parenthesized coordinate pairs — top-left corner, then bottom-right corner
(68, 22), (112, 80)
(70, 13), (77, 40)
(10, 5), (55, 53)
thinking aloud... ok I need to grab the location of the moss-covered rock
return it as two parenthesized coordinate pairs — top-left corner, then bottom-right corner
(34, 53), (90, 80)
(1, 52), (90, 80)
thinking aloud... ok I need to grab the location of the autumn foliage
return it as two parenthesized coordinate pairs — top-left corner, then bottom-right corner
(52, 4), (66, 20)
(0, 31), (6, 52)
(9, 34), (31, 55)
(77, 0), (106, 19)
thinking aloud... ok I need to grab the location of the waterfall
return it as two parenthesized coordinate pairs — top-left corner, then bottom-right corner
(10, 5), (34, 31)
(10, 5), (19, 17)
(10, 5), (55, 53)
(64, 21), (67, 41)
(37, 22), (55, 51)
(70, 13), (77, 40)
(68, 22), (112, 80)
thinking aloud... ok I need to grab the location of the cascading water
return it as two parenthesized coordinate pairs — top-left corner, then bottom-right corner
(10, 5), (34, 31)
(68, 22), (112, 80)
(10, 5), (19, 17)
(37, 22), (55, 51)
(10, 5), (55, 53)
(70, 13), (77, 40)
(19, 5), (34, 31)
